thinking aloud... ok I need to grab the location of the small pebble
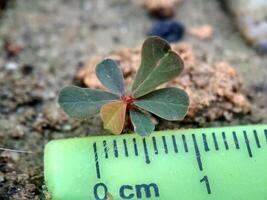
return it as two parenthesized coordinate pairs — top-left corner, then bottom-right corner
(1, 151), (20, 162)
(148, 20), (185, 42)
(5, 62), (18, 71)
(62, 124), (72, 131)
(4, 40), (22, 57)
(21, 64), (34, 75)
(255, 41), (267, 55)
(11, 125), (25, 139)
(0, 172), (4, 183)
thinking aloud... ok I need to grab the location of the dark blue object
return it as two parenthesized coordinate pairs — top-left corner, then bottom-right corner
(255, 41), (267, 55)
(148, 20), (185, 43)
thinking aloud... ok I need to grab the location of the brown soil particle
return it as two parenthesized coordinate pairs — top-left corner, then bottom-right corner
(4, 39), (23, 57)
(77, 42), (251, 123)
(189, 24), (214, 40)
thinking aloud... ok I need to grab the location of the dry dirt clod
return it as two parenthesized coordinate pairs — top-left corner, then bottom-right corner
(33, 102), (74, 132)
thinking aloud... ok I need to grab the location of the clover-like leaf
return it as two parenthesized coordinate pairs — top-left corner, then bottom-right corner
(132, 36), (183, 98)
(96, 59), (125, 96)
(133, 51), (184, 98)
(58, 86), (119, 119)
(130, 109), (155, 136)
(134, 87), (189, 120)
(100, 101), (127, 134)
(132, 36), (171, 92)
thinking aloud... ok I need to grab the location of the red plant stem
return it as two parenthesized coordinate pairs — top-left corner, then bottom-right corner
(121, 95), (135, 105)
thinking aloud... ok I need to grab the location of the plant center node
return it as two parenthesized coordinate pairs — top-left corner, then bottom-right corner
(121, 95), (134, 105)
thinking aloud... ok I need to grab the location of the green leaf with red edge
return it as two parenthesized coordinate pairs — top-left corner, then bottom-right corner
(131, 36), (184, 98)
(58, 86), (119, 119)
(100, 101), (127, 134)
(134, 87), (189, 120)
(130, 109), (155, 136)
(96, 59), (125, 96)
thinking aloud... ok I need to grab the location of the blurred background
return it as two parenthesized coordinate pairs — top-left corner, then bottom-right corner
(0, 0), (266, 199)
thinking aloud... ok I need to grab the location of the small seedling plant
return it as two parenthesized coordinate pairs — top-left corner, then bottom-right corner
(58, 36), (189, 136)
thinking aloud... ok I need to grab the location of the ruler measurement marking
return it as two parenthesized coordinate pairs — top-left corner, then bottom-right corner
(243, 131), (253, 157)
(192, 134), (203, 171)
(200, 175), (211, 194)
(123, 139), (129, 157)
(182, 134), (189, 152)
(171, 135), (178, 153)
(143, 138), (150, 164)
(133, 138), (138, 156)
(93, 142), (101, 179)
(222, 132), (229, 150)
(113, 140), (118, 158)
(162, 136), (168, 154)
(91, 126), (267, 186)
(232, 131), (240, 149)
(212, 132), (219, 151)
(253, 130), (261, 148)
(103, 140), (108, 159)
(202, 133), (210, 152)
(152, 136), (159, 155)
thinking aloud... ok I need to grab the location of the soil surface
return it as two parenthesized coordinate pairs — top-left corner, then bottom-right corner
(0, 0), (266, 199)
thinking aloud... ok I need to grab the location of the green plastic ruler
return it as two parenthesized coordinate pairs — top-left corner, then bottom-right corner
(44, 124), (267, 200)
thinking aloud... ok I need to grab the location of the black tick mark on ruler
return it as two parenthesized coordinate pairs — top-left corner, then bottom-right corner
(192, 134), (203, 171)
(152, 136), (158, 155)
(222, 132), (229, 150)
(202, 133), (210, 152)
(182, 134), (188, 152)
(103, 140), (108, 159)
(212, 132), (219, 151)
(232, 131), (240, 149)
(93, 142), (101, 179)
(133, 138), (138, 156)
(143, 138), (150, 164)
(253, 130), (261, 148)
(172, 135), (178, 153)
(113, 140), (118, 158)
(243, 131), (253, 157)
(123, 139), (129, 157)
(162, 136), (168, 154)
